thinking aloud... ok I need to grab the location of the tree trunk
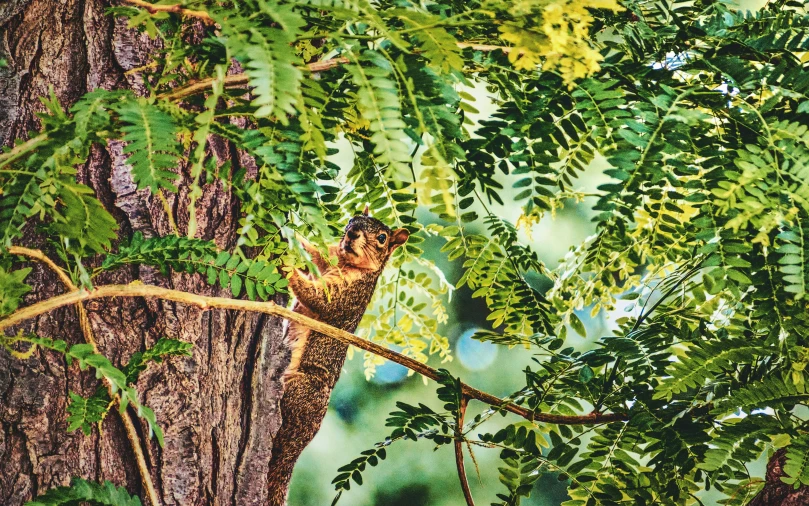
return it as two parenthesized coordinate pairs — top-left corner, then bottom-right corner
(0, 2), (292, 505)
(747, 450), (809, 506)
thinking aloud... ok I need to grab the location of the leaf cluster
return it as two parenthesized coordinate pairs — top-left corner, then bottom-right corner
(25, 477), (141, 506)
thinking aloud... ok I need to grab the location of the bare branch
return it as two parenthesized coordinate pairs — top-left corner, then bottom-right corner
(455, 396), (475, 506)
(1, 281), (627, 425)
(118, 0), (214, 24)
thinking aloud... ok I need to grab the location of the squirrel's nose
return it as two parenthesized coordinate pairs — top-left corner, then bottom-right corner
(347, 230), (360, 240)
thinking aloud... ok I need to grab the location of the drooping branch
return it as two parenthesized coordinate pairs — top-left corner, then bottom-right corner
(454, 396), (475, 506)
(159, 58), (352, 101)
(7, 247), (161, 506)
(0, 133), (48, 168)
(117, 0), (514, 102)
(159, 42), (512, 101)
(0, 281), (627, 425)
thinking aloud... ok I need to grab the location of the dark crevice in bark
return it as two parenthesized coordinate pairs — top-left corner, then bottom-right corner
(209, 428), (220, 501)
(232, 313), (267, 503)
(205, 311), (213, 366)
(94, 425), (103, 483)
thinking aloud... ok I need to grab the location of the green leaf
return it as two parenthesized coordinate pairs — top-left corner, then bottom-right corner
(216, 6), (304, 123)
(0, 266), (32, 317)
(54, 182), (118, 253)
(66, 389), (111, 436)
(113, 98), (182, 193)
(569, 313), (587, 338)
(25, 477), (142, 506)
(783, 433), (809, 487)
(102, 234), (287, 299)
(347, 50), (411, 179)
(122, 337), (193, 385)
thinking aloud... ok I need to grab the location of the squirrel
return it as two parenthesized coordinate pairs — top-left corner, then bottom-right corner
(266, 207), (409, 505)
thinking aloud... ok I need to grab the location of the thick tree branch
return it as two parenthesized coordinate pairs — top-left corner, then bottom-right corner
(7, 247), (161, 506)
(0, 282), (627, 425)
(119, 0), (214, 24)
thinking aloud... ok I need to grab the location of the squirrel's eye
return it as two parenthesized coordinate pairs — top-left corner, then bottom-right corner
(377, 233), (387, 244)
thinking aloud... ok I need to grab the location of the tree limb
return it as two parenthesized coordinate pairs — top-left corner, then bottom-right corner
(0, 281), (628, 425)
(7, 247), (162, 506)
(159, 59), (352, 101)
(454, 396), (475, 506)
(158, 42), (511, 101)
(119, 0), (214, 24)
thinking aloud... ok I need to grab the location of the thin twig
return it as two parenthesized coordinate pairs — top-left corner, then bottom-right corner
(0, 133), (48, 168)
(9, 247), (74, 287)
(158, 58), (352, 101)
(119, 0), (214, 24)
(161, 74), (249, 101)
(0, 279), (628, 425)
(159, 44), (510, 101)
(157, 192), (178, 235)
(454, 396), (475, 506)
(7, 247), (162, 506)
(631, 263), (702, 331)
(456, 42), (515, 53)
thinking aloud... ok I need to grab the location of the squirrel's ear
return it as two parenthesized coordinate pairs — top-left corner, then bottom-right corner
(389, 229), (409, 251)
(362, 204), (370, 216)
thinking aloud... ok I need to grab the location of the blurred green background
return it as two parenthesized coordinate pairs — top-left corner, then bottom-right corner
(287, 199), (606, 506)
(288, 83), (611, 506)
(288, 2), (767, 503)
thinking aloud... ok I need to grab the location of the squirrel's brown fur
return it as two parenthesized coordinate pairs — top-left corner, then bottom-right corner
(267, 210), (409, 505)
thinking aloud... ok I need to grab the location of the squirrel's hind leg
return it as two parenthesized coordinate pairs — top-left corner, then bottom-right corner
(283, 322), (309, 384)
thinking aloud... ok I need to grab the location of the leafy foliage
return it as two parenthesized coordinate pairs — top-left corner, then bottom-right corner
(64, 336), (193, 437)
(66, 391), (111, 436)
(784, 433), (809, 488)
(347, 50), (412, 180)
(101, 232), (288, 299)
(121, 336), (193, 384)
(25, 477), (141, 506)
(114, 98), (182, 193)
(1, 334), (165, 446)
(213, 2), (304, 122)
(332, 370), (464, 504)
(331, 446), (387, 501)
(0, 266), (32, 317)
(67, 337), (192, 437)
(5, 0), (809, 504)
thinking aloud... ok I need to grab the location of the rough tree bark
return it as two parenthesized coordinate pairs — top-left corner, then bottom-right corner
(747, 450), (809, 506)
(3, 2), (808, 506)
(0, 1), (293, 505)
